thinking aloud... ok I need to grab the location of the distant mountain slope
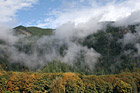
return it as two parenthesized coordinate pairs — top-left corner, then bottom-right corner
(14, 25), (54, 36)
(1, 23), (140, 75)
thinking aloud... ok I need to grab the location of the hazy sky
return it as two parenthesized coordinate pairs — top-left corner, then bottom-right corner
(0, 0), (140, 28)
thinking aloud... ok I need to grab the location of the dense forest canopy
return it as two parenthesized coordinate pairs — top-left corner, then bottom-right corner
(0, 22), (140, 75)
(1, 69), (140, 93)
(1, 21), (140, 93)
(1, 0), (140, 92)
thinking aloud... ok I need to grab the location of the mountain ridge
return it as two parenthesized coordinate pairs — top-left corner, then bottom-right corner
(0, 23), (140, 75)
(14, 25), (54, 36)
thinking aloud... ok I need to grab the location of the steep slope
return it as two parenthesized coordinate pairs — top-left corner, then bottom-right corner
(0, 23), (140, 75)
(83, 24), (140, 74)
(14, 25), (54, 36)
(0, 25), (54, 71)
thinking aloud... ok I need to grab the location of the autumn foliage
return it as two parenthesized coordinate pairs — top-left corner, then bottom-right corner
(0, 69), (140, 93)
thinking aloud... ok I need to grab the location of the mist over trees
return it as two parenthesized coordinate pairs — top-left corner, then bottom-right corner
(0, 22), (140, 75)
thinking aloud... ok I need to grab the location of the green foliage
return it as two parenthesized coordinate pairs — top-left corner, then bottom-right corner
(0, 53), (28, 71)
(14, 25), (54, 36)
(83, 24), (140, 75)
(1, 24), (140, 76)
(42, 61), (78, 73)
(27, 26), (53, 36)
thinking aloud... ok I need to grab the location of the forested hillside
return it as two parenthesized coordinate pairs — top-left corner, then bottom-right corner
(1, 0), (140, 92)
(14, 25), (53, 36)
(1, 23), (140, 92)
(0, 23), (140, 75)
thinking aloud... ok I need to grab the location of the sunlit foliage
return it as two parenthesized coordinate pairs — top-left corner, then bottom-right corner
(1, 68), (140, 92)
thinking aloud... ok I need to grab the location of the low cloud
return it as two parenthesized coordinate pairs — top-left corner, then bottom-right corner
(1, 0), (140, 71)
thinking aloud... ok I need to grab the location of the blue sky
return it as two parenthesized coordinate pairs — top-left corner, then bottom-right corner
(0, 0), (140, 28)
(16, 0), (61, 28)
(16, 0), (122, 28)
(15, 0), (95, 28)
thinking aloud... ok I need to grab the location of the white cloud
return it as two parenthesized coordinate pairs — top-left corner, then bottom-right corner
(36, 0), (140, 28)
(0, 0), (37, 23)
(114, 11), (140, 26)
(80, 0), (85, 2)
(0, 0), (38, 45)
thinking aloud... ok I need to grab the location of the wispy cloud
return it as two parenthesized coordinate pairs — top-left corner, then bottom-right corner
(36, 0), (140, 28)
(0, 0), (38, 23)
